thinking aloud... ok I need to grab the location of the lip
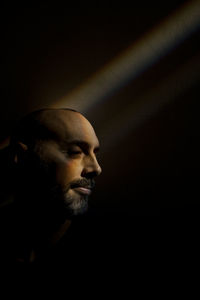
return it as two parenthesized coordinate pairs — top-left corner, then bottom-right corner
(73, 187), (92, 195)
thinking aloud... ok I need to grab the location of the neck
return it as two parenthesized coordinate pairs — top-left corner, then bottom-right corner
(15, 204), (72, 263)
(46, 218), (72, 245)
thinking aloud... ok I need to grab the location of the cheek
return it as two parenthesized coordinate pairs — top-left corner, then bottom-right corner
(55, 159), (83, 186)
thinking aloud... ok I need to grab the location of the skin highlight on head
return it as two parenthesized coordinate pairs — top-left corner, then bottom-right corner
(10, 108), (102, 262)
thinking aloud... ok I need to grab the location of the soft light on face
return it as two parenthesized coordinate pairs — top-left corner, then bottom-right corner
(33, 110), (102, 217)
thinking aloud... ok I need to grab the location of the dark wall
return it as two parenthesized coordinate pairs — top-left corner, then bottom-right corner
(0, 0), (199, 216)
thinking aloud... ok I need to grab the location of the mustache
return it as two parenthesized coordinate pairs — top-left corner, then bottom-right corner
(50, 179), (96, 196)
(70, 178), (95, 190)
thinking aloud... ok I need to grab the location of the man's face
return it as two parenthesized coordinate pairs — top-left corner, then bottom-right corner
(25, 110), (102, 217)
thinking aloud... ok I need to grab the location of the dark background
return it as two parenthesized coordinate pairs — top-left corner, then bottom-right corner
(0, 0), (199, 219)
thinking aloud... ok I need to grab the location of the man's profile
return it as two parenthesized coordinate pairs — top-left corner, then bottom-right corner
(0, 108), (102, 264)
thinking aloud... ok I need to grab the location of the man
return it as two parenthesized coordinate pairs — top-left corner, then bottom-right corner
(0, 108), (102, 264)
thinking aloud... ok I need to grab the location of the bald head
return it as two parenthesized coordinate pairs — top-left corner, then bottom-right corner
(33, 109), (99, 148)
(10, 108), (81, 148)
(11, 108), (101, 217)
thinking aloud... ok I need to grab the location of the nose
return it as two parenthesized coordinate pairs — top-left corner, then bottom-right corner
(81, 154), (102, 178)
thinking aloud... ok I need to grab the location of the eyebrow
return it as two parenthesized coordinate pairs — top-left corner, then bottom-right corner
(62, 140), (100, 152)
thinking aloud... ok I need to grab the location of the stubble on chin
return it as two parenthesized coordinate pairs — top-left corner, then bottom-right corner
(63, 189), (89, 216)
(48, 184), (89, 217)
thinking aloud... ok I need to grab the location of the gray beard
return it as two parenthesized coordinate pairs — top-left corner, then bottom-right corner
(49, 185), (89, 217)
(16, 183), (89, 221)
(63, 191), (89, 216)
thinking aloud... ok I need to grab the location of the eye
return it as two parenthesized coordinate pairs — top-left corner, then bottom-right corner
(68, 151), (82, 155)
(67, 147), (82, 156)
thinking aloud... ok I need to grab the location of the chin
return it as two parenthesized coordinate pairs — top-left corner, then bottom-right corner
(69, 197), (89, 216)
(71, 204), (89, 216)
(63, 191), (89, 216)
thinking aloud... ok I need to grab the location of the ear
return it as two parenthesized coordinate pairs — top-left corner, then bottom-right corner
(14, 142), (28, 163)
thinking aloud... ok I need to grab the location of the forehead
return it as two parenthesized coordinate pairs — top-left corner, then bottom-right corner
(41, 110), (99, 147)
